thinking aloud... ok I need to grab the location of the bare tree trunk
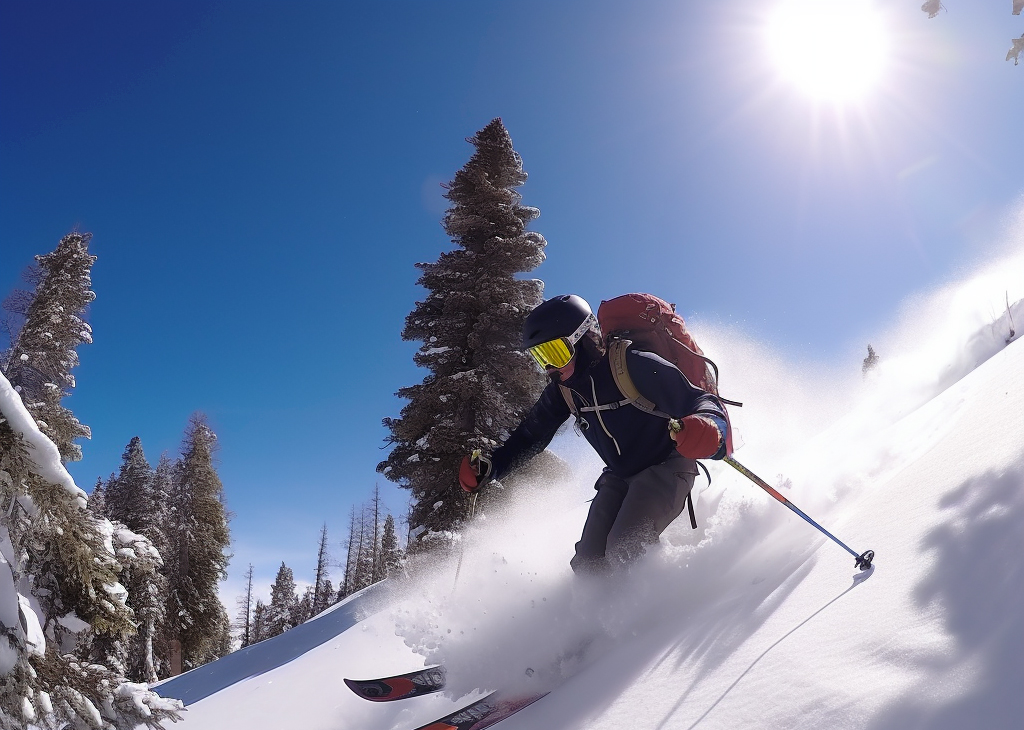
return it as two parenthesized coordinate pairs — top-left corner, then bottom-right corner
(371, 485), (382, 583)
(239, 564), (254, 647)
(144, 619), (157, 683)
(312, 524), (329, 613)
(343, 506), (356, 597)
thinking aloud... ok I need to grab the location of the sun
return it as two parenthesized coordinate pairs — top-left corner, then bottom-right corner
(766, 0), (889, 102)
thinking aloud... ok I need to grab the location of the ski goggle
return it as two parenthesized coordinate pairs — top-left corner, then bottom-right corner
(526, 314), (598, 370)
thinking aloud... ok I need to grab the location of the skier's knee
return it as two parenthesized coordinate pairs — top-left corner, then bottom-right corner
(606, 522), (658, 570)
(594, 470), (627, 495)
(570, 542), (609, 576)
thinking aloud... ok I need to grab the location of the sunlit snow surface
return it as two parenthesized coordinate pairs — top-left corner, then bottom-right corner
(160, 246), (1024, 730)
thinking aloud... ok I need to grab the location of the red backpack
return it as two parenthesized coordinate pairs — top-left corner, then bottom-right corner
(598, 293), (720, 395)
(559, 293), (737, 456)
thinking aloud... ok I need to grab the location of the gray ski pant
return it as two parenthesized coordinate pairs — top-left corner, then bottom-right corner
(570, 451), (698, 575)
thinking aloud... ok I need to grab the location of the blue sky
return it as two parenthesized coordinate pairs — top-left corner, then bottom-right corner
(2, 1), (1021, 598)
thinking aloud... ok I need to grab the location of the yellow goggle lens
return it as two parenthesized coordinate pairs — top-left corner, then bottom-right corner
(528, 338), (573, 369)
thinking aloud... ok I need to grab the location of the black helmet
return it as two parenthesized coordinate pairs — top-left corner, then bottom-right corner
(522, 295), (598, 349)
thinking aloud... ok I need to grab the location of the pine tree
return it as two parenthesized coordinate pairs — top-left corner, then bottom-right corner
(377, 118), (547, 549)
(380, 513), (405, 579)
(311, 524), (331, 616)
(1, 232), (96, 462)
(111, 524), (165, 683)
(319, 579), (335, 609)
(265, 563), (298, 638)
(77, 520), (167, 685)
(87, 476), (107, 517)
(163, 413), (231, 674)
(293, 586), (314, 626)
(203, 603), (233, 663)
(99, 440), (169, 680)
(862, 344), (880, 375)
(150, 453), (174, 557)
(0, 371), (182, 727)
(236, 564), (255, 648)
(341, 506), (357, 598)
(354, 506), (375, 591)
(251, 600), (268, 644)
(106, 436), (164, 551)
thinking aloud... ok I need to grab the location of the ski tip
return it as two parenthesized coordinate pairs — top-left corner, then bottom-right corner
(344, 675), (416, 701)
(344, 665), (447, 702)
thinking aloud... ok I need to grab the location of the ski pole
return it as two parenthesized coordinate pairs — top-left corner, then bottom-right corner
(724, 455), (874, 571)
(452, 451), (487, 590)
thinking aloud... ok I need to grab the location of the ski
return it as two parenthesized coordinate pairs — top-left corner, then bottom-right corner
(344, 665), (447, 702)
(411, 690), (548, 730)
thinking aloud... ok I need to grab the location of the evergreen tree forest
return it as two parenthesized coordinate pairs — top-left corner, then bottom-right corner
(377, 118), (548, 548)
(234, 487), (405, 649)
(0, 233), (185, 727)
(82, 419), (233, 679)
(2, 121), (543, 722)
(340, 485), (404, 598)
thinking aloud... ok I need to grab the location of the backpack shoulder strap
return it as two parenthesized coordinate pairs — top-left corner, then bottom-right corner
(607, 339), (672, 419)
(558, 383), (578, 418)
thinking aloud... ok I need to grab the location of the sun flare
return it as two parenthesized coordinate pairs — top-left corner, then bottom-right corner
(767, 0), (889, 102)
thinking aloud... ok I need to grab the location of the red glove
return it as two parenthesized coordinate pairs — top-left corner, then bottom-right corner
(458, 454), (492, 493)
(671, 416), (722, 459)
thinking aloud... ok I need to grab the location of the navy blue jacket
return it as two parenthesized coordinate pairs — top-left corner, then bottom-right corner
(490, 347), (729, 480)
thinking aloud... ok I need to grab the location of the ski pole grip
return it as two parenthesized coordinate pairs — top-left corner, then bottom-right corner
(470, 449), (493, 481)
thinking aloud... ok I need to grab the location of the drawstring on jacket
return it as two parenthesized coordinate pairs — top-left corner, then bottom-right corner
(591, 375), (622, 456)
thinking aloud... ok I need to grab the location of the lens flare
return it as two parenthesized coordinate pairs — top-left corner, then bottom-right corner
(767, 0), (889, 102)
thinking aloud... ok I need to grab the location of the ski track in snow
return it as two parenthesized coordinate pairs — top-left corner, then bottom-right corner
(158, 244), (1024, 730)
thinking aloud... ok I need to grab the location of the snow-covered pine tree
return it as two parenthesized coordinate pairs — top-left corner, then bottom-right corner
(251, 600), (268, 644)
(319, 579), (335, 609)
(265, 563), (297, 638)
(77, 520), (165, 684)
(380, 513), (404, 579)
(109, 524), (165, 684)
(1, 232), (96, 462)
(0, 371), (183, 728)
(377, 118), (547, 548)
(150, 453), (173, 558)
(105, 437), (164, 546)
(87, 476), (107, 517)
(94, 437), (170, 680)
(293, 586), (314, 626)
(163, 413), (231, 674)
(207, 604), (233, 662)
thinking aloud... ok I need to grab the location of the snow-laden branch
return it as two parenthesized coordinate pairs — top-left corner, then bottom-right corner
(0, 371), (87, 508)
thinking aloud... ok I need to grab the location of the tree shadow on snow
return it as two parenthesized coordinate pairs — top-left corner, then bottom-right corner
(865, 456), (1024, 730)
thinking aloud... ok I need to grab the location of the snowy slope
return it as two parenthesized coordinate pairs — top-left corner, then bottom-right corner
(157, 254), (1024, 730)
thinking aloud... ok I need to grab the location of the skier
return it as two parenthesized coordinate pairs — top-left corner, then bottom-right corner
(458, 294), (730, 574)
